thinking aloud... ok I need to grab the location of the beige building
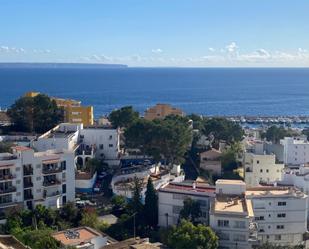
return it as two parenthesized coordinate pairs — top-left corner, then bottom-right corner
(24, 91), (93, 126)
(210, 180), (258, 249)
(199, 149), (222, 175)
(144, 104), (185, 120)
(244, 153), (284, 187)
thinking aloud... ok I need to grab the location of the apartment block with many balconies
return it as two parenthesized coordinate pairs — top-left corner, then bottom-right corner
(0, 145), (75, 219)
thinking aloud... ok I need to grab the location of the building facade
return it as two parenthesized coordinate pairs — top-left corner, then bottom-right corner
(246, 186), (308, 246)
(0, 146), (75, 218)
(280, 137), (309, 166)
(24, 91), (94, 126)
(144, 104), (185, 121)
(158, 181), (215, 227)
(244, 153), (284, 187)
(210, 180), (258, 249)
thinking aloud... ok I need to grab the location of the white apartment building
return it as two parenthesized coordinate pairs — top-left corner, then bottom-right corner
(32, 123), (121, 167)
(281, 136), (309, 166)
(0, 146), (75, 218)
(158, 181), (215, 227)
(112, 164), (185, 200)
(246, 186), (308, 247)
(210, 180), (258, 249)
(281, 164), (309, 218)
(244, 153), (284, 187)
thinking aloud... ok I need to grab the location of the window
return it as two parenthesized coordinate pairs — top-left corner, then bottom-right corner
(234, 221), (246, 228)
(257, 160), (260, 164)
(218, 220), (229, 227)
(277, 213), (286, 218)
(62, 184), (66, 194)
(219, 233), (229, 241)
(266, 169), (269, 173)
(173, 193), (185, 200)
(255, 216), (264, 221)
(61, 161), (66, 170)
(109, 144), (113, 148)
(99, 144), (104, 150)
(275, 235), (281, 240)
(260, 169), (263, 173)
(276, 225), (284, 230)
(278, 202), (286, 206)
(234, 234), (246, 242)
(109, 135), (113, 140)
(172, 205), (182, 214)
(197, 200), (207, 207)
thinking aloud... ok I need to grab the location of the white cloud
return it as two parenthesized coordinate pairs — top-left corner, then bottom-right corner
(226, 42), (238, 53)
(208, 47), (215, 52)
(151, 48), (163, 54)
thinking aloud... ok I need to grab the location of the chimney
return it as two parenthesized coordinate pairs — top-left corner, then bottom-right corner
(192, 182), (196, 189)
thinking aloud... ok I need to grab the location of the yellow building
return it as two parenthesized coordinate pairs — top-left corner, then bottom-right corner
(144, 103), (185, 120)
(24, 91), (94, 126)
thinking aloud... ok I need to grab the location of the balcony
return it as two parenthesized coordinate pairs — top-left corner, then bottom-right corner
(0, 200), (15, 208)
(43, 179), (61, 187)
(43, 190), (61, 198)
(0, 174), (15, 181)
(23, 181), (33, 188)
(42, 167), (62, 175)
(23, 168), (33, 176)
(24, 193), (33, 200)
(0, 186), (16, 194)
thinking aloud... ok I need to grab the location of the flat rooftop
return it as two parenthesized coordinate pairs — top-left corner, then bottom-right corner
(214, 195), (253, 217)
(216, 179), (246, 185)
(102, 237), (166, 249)
(246, 186), (305, 198)
(159, 182), (215, 196)
(52, 227), (102, 246)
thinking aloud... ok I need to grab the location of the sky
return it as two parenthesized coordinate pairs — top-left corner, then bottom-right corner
(0, 0), (309, 67)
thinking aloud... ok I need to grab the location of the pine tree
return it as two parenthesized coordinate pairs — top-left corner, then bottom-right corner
(144, 177), (158, 228)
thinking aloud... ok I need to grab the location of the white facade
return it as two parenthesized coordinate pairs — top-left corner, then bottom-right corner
(112, 164), (185, 200)
(79, 128), (120, 165)
(246, 187), (308, 247)
(281, 137), (309, 166)
(0, 146), (75, 216)
(158, 181), (215, 227)
(244, 153), (284, 187)
(33, 123), (121, 167)
(210, 180), (258, 249)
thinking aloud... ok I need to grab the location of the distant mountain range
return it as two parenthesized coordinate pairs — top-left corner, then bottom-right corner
(0, 63), (128, 68)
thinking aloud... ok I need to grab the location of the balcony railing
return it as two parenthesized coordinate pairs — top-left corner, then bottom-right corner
(0, 200), (14, 208)
(23, 181), (33, 188)
(0, 174), (15, 181)
(0, 186), (16, 194)
(42, 167), (62, 174)
(24, 194), (33, 200)
(43, 179), (61, 187)
(43, 190), (61, 198)
(23, 168), (33, 176)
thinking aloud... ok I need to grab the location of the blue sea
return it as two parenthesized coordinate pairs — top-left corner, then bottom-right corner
(1, 67), (309, 117)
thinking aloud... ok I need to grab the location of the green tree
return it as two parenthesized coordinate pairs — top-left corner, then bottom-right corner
(144, 178), (158, 228)
(85, 158), (102, 174)
(167, 220), (218, 249)
(262, 125), (298, 143)
(179, 198), (201, 224)
(7, 94), (63, 133)
(202, 118), (244, 145)
(0, 141), (14, 153)
(80, 207), (99, 229)
(111, 195), (126, 211)
(108, 106), (139, 128)
(127, 177), (144, 215)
